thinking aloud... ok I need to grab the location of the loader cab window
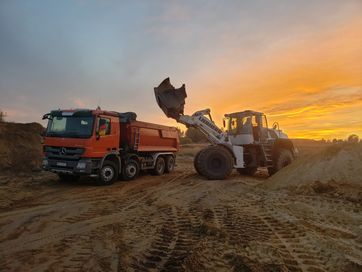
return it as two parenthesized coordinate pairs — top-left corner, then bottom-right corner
(230, 117), (238, 135)
(240, 116), (252, 134)
(252, 115), (258, 127)
(98, 117), (111, 136)
(252, 115), (260, 142)
(262, 115), (268, 128)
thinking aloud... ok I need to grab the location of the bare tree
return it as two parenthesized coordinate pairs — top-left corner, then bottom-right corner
(0, 110), (6, 122)
(176, 127), (185, 138)
(185, 127), (207, 143)
(347, 134), (359, 143)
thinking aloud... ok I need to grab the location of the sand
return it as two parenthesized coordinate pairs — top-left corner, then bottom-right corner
(0, 126), (361, 271)
(264, 143), (362, 201)
(0, 122), (43, 172)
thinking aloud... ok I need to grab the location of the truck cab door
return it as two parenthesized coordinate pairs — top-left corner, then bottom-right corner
(93, 116), (120, 158)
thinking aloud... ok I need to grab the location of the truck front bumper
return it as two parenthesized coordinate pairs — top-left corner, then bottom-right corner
(42, 158), (100, 175)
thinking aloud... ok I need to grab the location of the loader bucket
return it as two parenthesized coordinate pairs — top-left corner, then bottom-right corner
(154, 78), (187, 120)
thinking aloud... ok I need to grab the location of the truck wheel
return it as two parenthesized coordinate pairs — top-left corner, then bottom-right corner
(58, 174), (80, 182)
(195, 146), (233, 180)
(122, 159), (140, 181)
(268, 149), (293, 176)
(165, 155), (175, 173)
(237, 167), (257, 176)
(152, 156), (165, 175)
(97, 160), (118, 185)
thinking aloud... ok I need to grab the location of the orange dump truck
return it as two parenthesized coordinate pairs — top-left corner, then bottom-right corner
(42, 108), (179, 185)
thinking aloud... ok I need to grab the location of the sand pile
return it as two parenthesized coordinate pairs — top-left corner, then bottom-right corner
(264, 143), (362, 200)
(0, 122), (44, 172)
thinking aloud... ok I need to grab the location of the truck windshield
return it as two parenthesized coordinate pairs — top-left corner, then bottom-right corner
(46, 116), (94, 138)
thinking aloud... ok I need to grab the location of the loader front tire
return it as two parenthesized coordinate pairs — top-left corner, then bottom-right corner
(195, 146), (233, 180)
(193, 149), (205, 175)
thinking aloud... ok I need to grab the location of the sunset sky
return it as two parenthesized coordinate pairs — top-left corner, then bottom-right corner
(0, 0), (361, 139)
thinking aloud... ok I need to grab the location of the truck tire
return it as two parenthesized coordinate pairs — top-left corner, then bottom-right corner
(122, 159), (140, 181)
(268, 149), (293, 176)
(165, 155), (175, 173)
(193, 149), (204, 175)
(152, 156), (165, 176)
(58, 174), (80, 182)
(195, 146), (233, 180)
(237, 167), (257, 176)
(97, 160), (118, 185)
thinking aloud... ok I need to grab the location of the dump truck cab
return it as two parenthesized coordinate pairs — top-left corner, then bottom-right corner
(42, 108), (179, 185)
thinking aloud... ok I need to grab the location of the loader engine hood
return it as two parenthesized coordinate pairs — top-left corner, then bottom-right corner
(154, 78), (187, 120)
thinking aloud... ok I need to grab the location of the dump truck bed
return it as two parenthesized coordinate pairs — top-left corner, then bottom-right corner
(123, 120), (179, 152)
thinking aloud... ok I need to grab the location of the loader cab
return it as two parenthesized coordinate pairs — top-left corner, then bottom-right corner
(224, 110), (268, 145)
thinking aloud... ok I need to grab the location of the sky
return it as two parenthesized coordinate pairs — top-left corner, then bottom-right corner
(0, 0), (361, 140)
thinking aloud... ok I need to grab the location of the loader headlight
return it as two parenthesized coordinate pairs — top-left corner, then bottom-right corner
(76, 162), (86, 169)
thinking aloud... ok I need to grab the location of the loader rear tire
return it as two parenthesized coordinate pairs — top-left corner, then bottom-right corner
(268, 149), (293, 176)
(195, 146), (233, 180)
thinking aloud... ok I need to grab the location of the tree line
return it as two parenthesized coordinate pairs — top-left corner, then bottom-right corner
(177, 127), (360, 144)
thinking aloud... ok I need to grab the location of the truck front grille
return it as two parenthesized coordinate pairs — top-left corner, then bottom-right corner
(44, 146), (85, 160)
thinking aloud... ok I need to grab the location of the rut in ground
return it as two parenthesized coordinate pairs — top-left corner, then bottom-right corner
(0, 171), (361, 272)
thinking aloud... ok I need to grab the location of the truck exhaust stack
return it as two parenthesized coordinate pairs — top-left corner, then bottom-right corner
(154, 78), (187, 120)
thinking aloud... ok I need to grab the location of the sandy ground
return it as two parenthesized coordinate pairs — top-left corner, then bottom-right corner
(0, 147), (361, 272)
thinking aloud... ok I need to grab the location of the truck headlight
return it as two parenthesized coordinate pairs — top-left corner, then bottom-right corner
(76, 162), (87, 169)
(42, 159), (48, 166)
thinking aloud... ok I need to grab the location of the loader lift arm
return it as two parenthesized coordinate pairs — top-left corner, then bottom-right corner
(154, 78), (229, 146)
(178, 109), (229, 145)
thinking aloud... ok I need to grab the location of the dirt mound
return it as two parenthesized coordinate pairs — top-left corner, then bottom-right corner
(0, 122), (44, 172)
(264, 143), (362, 200)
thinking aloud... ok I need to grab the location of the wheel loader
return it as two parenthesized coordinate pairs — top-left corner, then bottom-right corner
(154, 78), (297, 180)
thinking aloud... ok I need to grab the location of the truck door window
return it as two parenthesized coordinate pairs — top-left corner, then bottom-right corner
(99, 118), (111, 136)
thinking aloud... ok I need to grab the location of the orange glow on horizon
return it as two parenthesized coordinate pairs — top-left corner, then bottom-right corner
(173, 17), (362, 140)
